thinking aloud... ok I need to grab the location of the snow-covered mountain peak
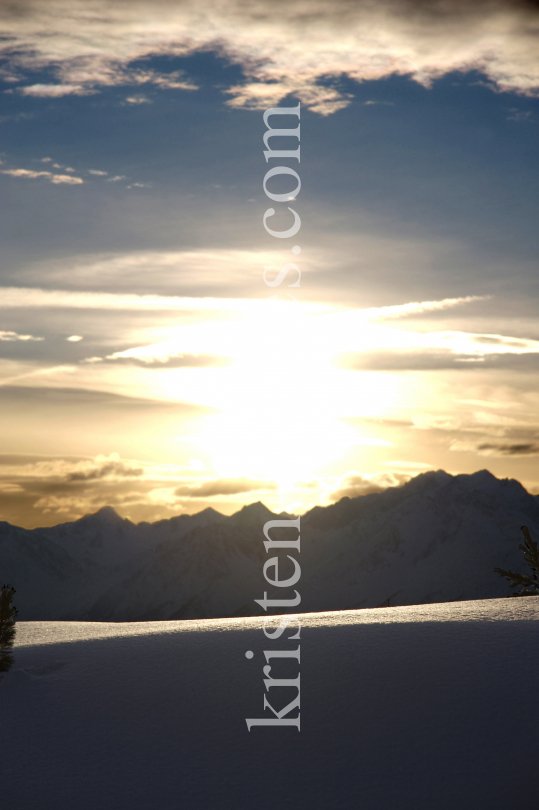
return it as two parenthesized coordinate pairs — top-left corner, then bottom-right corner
(460, 469), (526, 497)
(230, 501), (277, 524)
(83, 506), (127, 525)
(193, 507), (225, 521)
(403, 469), (453, 494)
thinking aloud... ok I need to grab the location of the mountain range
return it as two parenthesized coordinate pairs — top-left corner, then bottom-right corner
(2, 469), (538, 620)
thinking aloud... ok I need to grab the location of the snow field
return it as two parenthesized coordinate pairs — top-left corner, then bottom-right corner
(2, 598), (539, 809)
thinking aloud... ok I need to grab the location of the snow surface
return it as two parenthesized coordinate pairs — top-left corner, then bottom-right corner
(2, 598), (539, 809)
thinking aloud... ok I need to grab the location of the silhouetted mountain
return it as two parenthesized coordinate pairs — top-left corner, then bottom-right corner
(2, 470), (538, 620)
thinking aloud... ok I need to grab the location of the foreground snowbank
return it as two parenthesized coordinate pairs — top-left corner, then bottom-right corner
(2, 598), (539, 809)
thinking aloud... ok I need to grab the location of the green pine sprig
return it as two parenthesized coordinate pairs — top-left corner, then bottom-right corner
(495, 526), (539, 597)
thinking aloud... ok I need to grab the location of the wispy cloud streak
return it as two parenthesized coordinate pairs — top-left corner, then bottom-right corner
(1, 168), (83, 184)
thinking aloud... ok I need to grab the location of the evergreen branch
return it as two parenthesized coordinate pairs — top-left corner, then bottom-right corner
(494, 567), (536, 589)
(519, 526), (539, 579)
(495, 527), (539, 596)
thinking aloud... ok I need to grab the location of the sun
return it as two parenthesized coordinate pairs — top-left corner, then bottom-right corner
(199, 409), (356, 486)
(191, 299), (387, 484)
(150, 298), (400, 484)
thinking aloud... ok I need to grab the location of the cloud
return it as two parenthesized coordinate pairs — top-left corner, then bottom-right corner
(30, 494), (97, 514)
(1, 1), (539, 114)
(451, 441), (539, 456)
(0, 111), (33, 123)
(0, 384), (214, 411)
(0, 483), (24, 493)
(0, 285), (480, 331)
(18, 248), (306, 295)
(50, 163), (76, 172)
(0, 453), (144, 483)
(1, 168), (83, 184)
(328, 470), (411, 501)
(0, 449), (279, 525)
(339, 349), (539, 371)
(0, 451), (184, 511)
(335, 318), (539, 370)
(127, 68), (198, 91)
(0, 454), (147, 520)
(225, 81), (352, 115)
(506, 107), (533, 121)
(125, 95), (152, 104)
(414, 415), (463, 431)
(360, 296), (488, 321)
(409, 400), (539, 453)
(66, 335), (83, 342)
(19, 83), (95, 97)
(65, 459), (144, 482)
(0, 285), (327, 313)
(103, 337), (234, 367)
(0, 330), (43, 341)
(174, 477), (277, 497)
(88, 169), (107, 176)
(103, 349), (233, 368)
(17, 69), (196, 98)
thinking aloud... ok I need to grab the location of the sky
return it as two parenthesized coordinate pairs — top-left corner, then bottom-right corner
(1, 0), (539, 527)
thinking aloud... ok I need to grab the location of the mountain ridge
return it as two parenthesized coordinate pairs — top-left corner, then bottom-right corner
(2, 469), (538, 620)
